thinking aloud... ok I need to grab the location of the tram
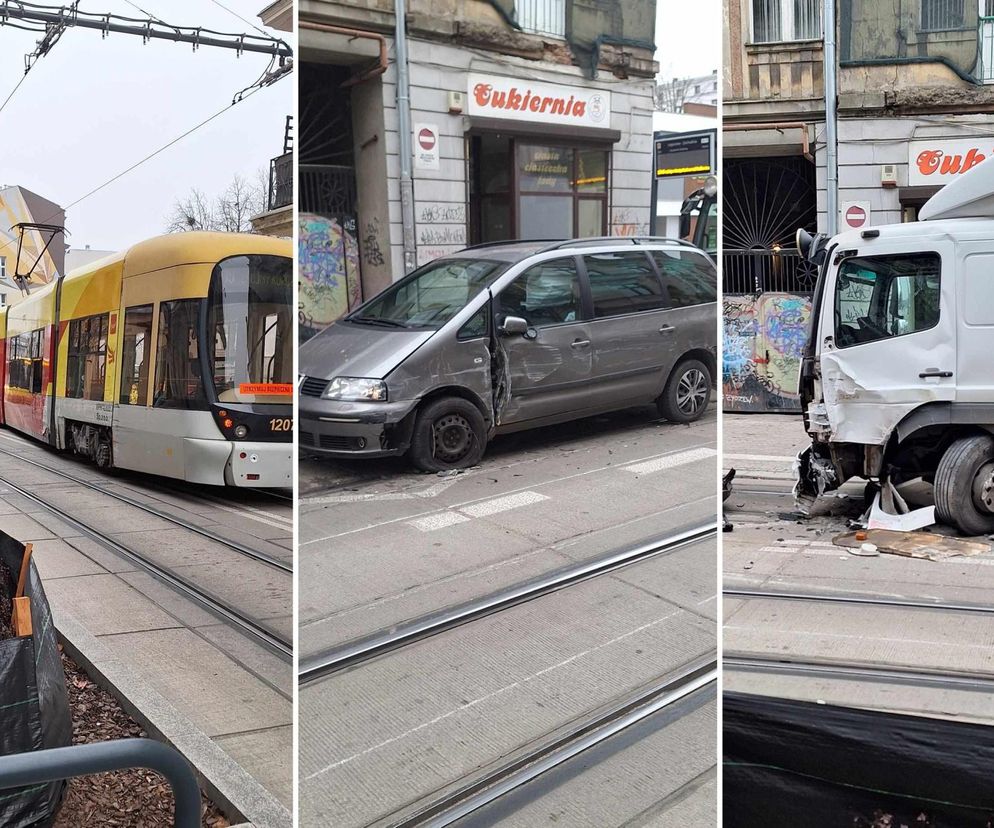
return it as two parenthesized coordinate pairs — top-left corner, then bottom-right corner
(0, 232), (292, 487)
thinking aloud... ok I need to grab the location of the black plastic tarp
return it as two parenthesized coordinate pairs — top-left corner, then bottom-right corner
(724, 691), (994, 827)
(0, 529), (72, 827)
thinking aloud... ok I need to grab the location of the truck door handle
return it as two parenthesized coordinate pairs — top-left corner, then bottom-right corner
(571, 339), (591, 349)
(919, 370), (953, 378)
(658, 325), (675, 334)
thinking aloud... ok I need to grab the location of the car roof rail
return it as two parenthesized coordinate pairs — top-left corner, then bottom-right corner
(536, 236), (700, 253)
(459, 239), (562, 251)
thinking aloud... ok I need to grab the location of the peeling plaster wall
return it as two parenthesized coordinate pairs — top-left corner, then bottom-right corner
(723, 292), (812, 413)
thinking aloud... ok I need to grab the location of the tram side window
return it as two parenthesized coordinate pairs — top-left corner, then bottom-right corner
(120, 305), (153, 406)
(67, 315), (109, 400)
(7, 330), (43, 392)
(154, 300), (206, 409)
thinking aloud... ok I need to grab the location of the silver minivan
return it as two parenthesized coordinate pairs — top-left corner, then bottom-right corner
(299, 238), (717, 471)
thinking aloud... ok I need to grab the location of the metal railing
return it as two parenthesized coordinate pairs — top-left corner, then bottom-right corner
(0, 739), (202, 827)
(516, 0), (566, 37)
(921, 0), (965, 30)
(723, 248), (815, 295)
(268, 151), (293, 211)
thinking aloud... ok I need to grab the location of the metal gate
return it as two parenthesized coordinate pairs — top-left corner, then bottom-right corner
(299, 63), (363, 340)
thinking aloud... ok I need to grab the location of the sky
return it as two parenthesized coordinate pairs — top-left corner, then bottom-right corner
(655, 0), (720, 82)
(0, 0), (294, 251)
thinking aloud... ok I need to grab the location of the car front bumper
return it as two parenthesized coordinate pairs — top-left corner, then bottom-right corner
(298, 397), (418, 459)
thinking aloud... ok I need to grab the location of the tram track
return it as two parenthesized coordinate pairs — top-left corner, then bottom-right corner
(0, 470), (293, 662)
(382, 655), (717, 828)
(299, 522), (717, 684)
(0, 443), (292, 572)
(724, 652), (994, 692)
(724, 587), (994, 616)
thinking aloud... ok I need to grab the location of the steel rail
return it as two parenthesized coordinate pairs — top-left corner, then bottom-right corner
(724, 653), (994, 692)
(0, 445), (291, 573)
(383, 655), (718, 827)
(299, 522), (717, 684)
(724, 587), (994, 616)
(0, 472), (292, 661)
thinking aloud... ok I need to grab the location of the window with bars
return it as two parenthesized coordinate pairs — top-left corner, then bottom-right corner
(752, 0), (821, 42)
(516, 0), (566, 37)
(920, 0), (965, 29)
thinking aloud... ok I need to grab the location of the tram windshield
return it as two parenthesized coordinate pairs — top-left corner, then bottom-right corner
(207, 254), (293, 405)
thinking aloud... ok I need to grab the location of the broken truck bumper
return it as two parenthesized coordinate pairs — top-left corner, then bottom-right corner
(298, 397), (418, 458)
(793, 442), (840, 506)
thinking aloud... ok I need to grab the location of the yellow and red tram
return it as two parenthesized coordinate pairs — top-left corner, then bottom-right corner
(0, 232), (292, 487)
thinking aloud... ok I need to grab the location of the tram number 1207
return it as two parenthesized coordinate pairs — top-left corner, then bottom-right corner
(270, 418), (293, 432)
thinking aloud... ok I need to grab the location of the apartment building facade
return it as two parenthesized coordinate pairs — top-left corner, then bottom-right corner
(297, 0), (658, 338)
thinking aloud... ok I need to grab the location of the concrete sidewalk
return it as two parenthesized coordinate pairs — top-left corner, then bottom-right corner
(722, 412), (808, 480)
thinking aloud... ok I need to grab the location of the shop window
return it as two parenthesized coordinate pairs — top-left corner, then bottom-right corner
(470, 137), (610, 244)
(584, 252), (667, 317)
(652, 251), (718, 307)
(516, 0), (566, 37)
(120, 305), (153, 405)
(921, 0), (964, 29)
(154, 299), (206, 409)
(67, 315), (108, 400)
(498, 257), (580, 327)
(7, 329), (43, 393)
(752, 0), (821, 42)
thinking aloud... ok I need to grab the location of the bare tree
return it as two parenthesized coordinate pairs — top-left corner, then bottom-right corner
(654, 76), (694, 113)
(166, 172), (267, 233)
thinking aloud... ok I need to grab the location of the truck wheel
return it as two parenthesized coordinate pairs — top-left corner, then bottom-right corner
(408, 397), (487, 472)
(657, 359), (712, 423)
(934, 435), (994, 536)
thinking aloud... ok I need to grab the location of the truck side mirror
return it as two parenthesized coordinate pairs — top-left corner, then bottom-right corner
(498, 316), (529, 337)
(679, 213), (691, 239)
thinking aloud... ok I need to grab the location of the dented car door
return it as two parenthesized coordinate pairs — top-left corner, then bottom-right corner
(817, 243), (956, 446)
(492, 256), (594, 426)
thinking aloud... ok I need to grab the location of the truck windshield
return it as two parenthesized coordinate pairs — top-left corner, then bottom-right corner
(833, 253), (941, 348)
(207, 254), (293, 405)
(349, 258), (507, 330)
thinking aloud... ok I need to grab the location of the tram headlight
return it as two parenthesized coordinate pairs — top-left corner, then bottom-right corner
(323, 377), (388, 402)
(234, 424), (249, 439)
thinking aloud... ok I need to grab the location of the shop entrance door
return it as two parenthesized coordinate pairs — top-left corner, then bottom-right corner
(468, 134), (610, 244)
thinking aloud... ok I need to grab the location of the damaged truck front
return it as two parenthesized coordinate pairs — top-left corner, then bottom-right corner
(795, 160), (994, 535)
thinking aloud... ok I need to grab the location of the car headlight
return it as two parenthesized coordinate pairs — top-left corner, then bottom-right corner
(323, 377), (388, 402)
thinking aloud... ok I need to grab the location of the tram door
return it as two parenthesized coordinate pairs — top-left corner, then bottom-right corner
(114, 298), (218, 482)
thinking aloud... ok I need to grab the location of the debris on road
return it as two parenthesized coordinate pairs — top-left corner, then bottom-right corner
(834, 529), (990, 561)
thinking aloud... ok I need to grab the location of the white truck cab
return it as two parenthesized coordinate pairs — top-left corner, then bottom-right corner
(795, 160), (994, 535)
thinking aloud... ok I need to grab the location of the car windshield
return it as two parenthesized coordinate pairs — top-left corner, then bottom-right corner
(349, 258), (507, 329)
(207, 254), (293, 404)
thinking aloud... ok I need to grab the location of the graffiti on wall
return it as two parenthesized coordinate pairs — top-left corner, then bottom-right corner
(723, 292), (812, 413)
(298, 212), (361, 342)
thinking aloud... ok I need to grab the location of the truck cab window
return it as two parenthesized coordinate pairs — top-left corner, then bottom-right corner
(834, 253), (940, 347)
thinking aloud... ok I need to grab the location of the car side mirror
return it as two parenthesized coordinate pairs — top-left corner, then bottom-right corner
(499, 315), (529, 337)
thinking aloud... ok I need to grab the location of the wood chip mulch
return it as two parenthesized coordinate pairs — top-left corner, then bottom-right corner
(53, 653), (230, 828)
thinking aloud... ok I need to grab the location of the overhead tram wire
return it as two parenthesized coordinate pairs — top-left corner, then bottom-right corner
(206, 0), (273, 38)
(0, 1), (293, 265)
